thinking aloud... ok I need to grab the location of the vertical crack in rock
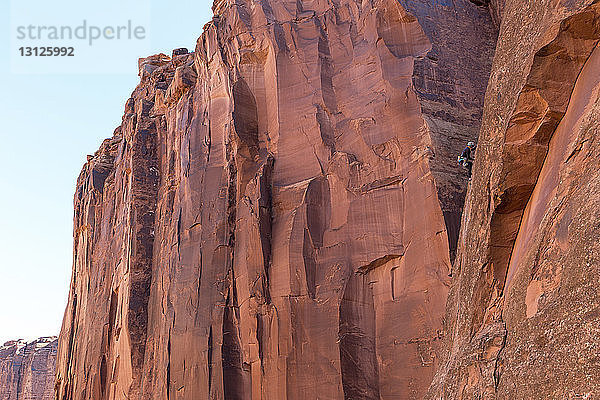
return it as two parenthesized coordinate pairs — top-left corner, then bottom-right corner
(339, 273), (380, 400)
(220, 70), (250, 398)
(303, 177), (331, 299)
(221, 288), (248, 399)
(99, 355), (107, 398)
(258, 156), (275, 303)
(127, 114), (160, 396)
(108, 289), (118, 342)
(166, 332), (171, 400)
(316, 19), (338, 120)
(207, 326), (213, 393)
(315, 104), (335, 154)
(255, 314), (265, 371)
(232, 79), (259, 156)
(176, 208), (182, 257)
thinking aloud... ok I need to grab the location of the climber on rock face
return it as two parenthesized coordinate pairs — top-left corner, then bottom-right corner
(458, 141), (476, 179)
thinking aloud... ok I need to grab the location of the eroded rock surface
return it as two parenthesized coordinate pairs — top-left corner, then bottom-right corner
(54, 0), (497, 399)
(0, 337), (57, 400)
(428, 1), (600, 399)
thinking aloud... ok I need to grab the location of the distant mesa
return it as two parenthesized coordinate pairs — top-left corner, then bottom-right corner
(0, 336), (57, 400)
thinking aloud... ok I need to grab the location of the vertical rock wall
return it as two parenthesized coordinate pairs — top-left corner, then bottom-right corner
(0, 337), (57, 400)
(400, 0), (498, 260)
(428, 0), (600, 398)
(54, 0), (497, 399)
(45, 0), (600, 398)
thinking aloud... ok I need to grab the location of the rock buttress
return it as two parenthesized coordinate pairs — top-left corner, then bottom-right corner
(427, 0), (600, 399)
(55, 85), (160, 399)
(0, 337), (57, 400)
(54, 0), (497, 399)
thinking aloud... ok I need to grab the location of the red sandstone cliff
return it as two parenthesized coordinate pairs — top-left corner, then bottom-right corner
(428, 0), (600, 398)
(0, 337), (57, 400)
(53, 0), (600, 398)
(54, 0), (497, 398)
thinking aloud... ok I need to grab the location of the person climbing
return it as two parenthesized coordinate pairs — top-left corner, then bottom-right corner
(458, 141), (476, 179)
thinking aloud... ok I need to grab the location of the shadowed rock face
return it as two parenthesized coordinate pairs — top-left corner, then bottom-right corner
(0, 337), (57, 400)
(428, 1), (600, 399)
(53, 0), (497, 399)
(469, 0), (505, 27)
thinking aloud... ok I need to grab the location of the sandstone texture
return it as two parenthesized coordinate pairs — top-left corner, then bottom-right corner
(428, 0), (600, 399)
(0, 337), (57, 400)
(53, 0), (600, 398)
(54, 0), (497, 399)
(470, 0), (505, 27)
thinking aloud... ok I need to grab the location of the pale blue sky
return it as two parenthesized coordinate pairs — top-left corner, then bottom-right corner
(0, 0), (212, 343)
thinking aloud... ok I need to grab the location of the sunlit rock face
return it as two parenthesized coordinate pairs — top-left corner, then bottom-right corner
(53, 0), (499, 399)
(0, 337), (57, 400)
(50, 0), (600, 398)
(428, 1), (600, 399)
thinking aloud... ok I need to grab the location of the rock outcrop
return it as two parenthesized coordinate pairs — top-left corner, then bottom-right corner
(428, 0), (600, 399)
(54, 0), (497, 399)
(53, 0), (600, 398)
(0, 337), (57, 400)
